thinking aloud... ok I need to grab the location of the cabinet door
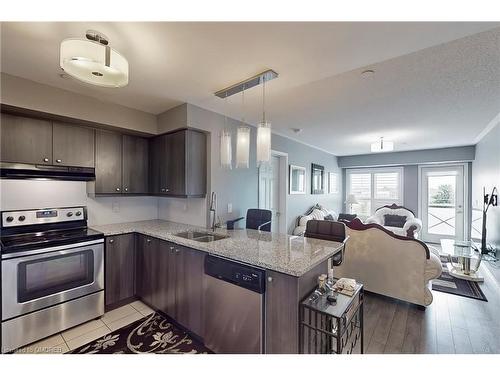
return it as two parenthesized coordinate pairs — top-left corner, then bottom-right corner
(122, 135), (149, 194)
(105, 234), (135, 308)
(53, 122), (95, 167)
(265, 270), (299, 354)
(175, 246), (204, 337)
(0, 113), (53, 165)
(148, 136), (162, 194)
(135, 235), (158, 307)
(165, 131), (186, 195)
(95, 129), (122, 194)
(156, 241), (177, 317)
(186, 130), (207, 197)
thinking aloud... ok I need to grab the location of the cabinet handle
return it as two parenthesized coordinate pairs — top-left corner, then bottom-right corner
(56, 159), (62, 163)
(116, 187), (121, 192)
(146, 238), (152, 243)
(43, 158), (49, 163)
(165, 188), (169, 192)
(161, 188), (166, 192)
(109, 239), (114, 244)
(175, 249), (180, 254)
(267, 276), (273, 283)
(124, 187), (129, 192)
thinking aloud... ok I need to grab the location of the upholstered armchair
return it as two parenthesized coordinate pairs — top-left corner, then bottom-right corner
(365, 204), (422, 238)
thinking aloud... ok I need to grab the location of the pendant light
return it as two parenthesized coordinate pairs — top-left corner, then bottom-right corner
(220, 94), (232, 169)
(60, 30), (129, 88)
(370, 137), (394, 153)
(256, 78), (271, 164)
(236, 86), (250, 168)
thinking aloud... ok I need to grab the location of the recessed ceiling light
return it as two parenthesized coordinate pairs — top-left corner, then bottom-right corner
(361, 69), (375, 77)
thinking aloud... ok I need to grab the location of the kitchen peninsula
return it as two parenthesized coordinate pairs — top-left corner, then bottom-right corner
(92, 219), (343, 354)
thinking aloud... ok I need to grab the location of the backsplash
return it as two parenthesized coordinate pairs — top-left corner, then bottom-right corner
(0, 180), (159, 226)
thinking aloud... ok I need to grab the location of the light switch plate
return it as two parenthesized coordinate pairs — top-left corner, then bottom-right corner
(227, 203), (232, 213)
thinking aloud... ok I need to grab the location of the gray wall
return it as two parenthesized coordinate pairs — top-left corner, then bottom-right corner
(338, 146), (475, 168)
(272, 134), (342, 233)
(472, 121), (500, 250)
(158, 104), (341, 233)
(1, 73), (158, 134)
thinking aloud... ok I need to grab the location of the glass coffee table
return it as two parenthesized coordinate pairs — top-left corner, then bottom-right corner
(439, 239), (484, 282)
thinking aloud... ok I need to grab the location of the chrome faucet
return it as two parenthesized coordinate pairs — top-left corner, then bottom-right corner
(209, 192), (218, 231)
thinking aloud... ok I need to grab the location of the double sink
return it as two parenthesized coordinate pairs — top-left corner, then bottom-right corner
(174, 230), (229, 243)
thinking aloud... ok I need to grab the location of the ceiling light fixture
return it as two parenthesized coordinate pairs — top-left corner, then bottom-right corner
(361, 69), (375, 77)
(236, 86), (250, 169)
(371, 137), (394, 153)
(214, 70), (278, 168)
(220, 94), (232, 169)
(60, 30), (129, 88)
(256, 78), (271, 165)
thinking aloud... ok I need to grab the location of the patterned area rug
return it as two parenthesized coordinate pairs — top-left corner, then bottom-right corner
(70, 312), (212, 354)
(431, 257), (487, 301)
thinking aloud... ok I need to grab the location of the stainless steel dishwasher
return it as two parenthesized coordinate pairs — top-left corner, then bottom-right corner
(203, 255), (266, 354)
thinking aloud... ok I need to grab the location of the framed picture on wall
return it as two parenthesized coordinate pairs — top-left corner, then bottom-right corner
(311, 163), (325, 194)
(328, 172), (339, 194)
(289, 165), (306, 194)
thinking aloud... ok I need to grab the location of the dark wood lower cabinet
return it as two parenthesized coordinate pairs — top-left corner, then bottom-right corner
(134, 235), (204, 338)
(175, 245), (204, 338)
(105, 234), (136, 309)
(135, 235), (158, 307)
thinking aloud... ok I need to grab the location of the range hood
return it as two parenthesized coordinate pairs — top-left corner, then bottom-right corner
(0, 162), (95, 181)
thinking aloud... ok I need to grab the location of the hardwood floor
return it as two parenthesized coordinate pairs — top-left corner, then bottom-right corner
(362, 266), (500, 354)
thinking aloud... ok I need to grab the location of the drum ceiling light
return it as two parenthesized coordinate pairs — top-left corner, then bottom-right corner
(60, 30), (129, 88)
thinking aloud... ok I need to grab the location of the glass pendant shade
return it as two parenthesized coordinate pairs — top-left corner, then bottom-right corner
(256, 121), (271, 164)
(220, 130), (232, 169)
(236, 126), (250, 168)
(60, 39), (129, 87)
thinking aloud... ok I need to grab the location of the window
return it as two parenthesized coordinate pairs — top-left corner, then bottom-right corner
(346, 167), (404, 217)
(328, 172), (339, 194)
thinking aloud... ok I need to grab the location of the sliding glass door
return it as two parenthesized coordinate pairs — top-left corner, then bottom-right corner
(420, 165), (466, 243)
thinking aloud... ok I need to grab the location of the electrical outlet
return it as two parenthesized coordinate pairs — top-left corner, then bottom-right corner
(227, 203), (232, 213)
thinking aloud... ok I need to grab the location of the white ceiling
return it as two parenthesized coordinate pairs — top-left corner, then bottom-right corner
(1, 22), (499, 155)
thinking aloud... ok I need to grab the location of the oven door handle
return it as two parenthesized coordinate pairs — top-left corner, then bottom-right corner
(1, 239), (104, 260)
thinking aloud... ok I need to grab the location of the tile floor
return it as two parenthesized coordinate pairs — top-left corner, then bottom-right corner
(14, 300), (155, 354)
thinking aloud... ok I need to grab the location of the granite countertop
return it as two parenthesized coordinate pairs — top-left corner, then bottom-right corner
(91, 220), (343, 277)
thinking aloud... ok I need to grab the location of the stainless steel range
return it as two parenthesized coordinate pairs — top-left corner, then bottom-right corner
(0, 206), (104, 353)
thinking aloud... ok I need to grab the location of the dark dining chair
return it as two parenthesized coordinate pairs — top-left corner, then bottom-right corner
(304, 219), (348, 266)
(226, 209), (272, 232)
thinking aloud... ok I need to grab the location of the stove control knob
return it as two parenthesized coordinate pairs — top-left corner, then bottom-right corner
(18, 215), (26, 222)
(75, 211), (82, 217)
(6, 216), (14, 223)
(67, 212), (73, 217)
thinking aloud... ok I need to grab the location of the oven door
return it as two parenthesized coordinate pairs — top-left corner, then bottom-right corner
(1, 240), (104, 321)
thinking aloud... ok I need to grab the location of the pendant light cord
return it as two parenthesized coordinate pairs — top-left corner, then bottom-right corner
(241, 85), (245, 123)
(262, 78), (266, 124)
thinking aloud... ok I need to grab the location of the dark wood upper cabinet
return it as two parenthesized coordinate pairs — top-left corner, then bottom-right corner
(122, 135), (149, 194)
(53, 122), (95, 168)
(95, 129), (123, 194)
(148, 136), (162, 195)
(0, 113), (53, 165)
(150, 129), (207, 197)
(105, 234), (135, 309)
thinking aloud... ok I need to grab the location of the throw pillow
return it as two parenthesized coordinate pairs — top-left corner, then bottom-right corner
(384, 214), (406, 228)
(324, 214), (335, 221)
(338, 213), (357, 222)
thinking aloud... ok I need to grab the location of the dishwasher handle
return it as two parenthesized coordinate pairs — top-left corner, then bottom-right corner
(204, 255), (266, 294)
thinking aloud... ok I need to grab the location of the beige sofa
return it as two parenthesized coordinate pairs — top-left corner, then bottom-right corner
(333, 218), (442, 306)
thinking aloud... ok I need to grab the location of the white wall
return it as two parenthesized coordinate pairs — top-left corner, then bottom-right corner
(0, 180), (158, 226)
